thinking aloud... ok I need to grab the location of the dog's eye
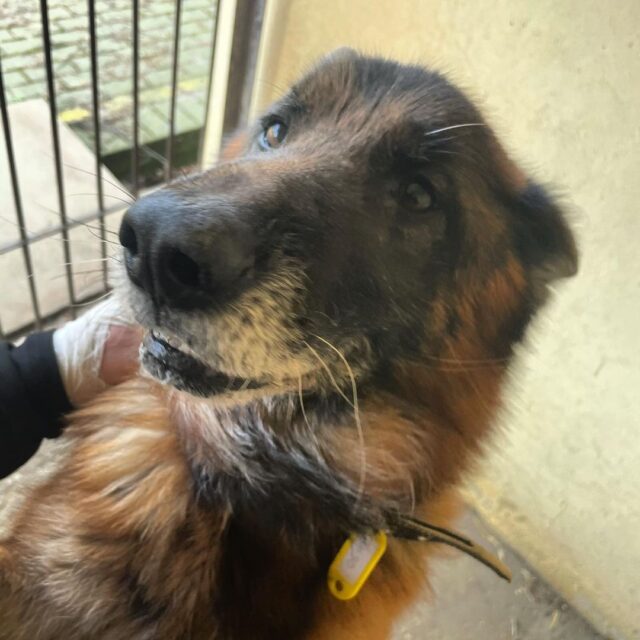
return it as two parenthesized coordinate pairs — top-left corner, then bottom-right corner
(259, 121), (288, 150)
(401, 180), (434, 211)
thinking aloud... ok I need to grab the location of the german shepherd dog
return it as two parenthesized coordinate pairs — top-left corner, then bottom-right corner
(0, 49), (576, 639)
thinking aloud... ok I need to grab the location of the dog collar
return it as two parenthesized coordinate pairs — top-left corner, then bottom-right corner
(328, 514), (511, 600)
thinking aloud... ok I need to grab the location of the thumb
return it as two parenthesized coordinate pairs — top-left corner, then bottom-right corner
(100, 324), (143, 385)
(54, 296), (140, 406)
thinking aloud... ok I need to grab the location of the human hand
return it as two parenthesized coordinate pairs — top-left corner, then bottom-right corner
(53, 296), (142, 406)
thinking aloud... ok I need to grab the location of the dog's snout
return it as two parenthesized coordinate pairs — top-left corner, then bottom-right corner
(119, 190), (255, 310)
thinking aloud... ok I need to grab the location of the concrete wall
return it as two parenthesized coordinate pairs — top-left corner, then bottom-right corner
(253, 2), (640, 638)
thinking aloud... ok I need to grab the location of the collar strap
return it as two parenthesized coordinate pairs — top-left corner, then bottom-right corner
(387, 514), (512, 582)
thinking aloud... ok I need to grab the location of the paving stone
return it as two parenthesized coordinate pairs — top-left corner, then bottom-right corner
(149, 100), (170, 121)
(101, 78), (132, 101)
(60, 72), (90, 91)
(0, 2), (34, 29)
(7, 25), (42, 40)
(2, 0), (217, 164)
(23, 67), (45, 83)
(57, 88), (91, 111)
(143, 101), (170, 129)
(48, 6), (72, 22)
(190, 9), (213, 24)
(70, 57), (91, 75)
(95, 0), (130, 11)
(139, 38), (173, 59)
(0, 53), (42, 72)
(53, 53), (81, 74)
(100, 66), (131, 84)
(51, 16), (88, 34)
(179, 52), (211, 78)
(97, 8), (131, 24)
(181, 20), (207, 37)
(142, 67), (172, 89)
(2, 69), (28, 87)
(99, 37), (126, 53)
(100, 128), (128, 154)
(146, 2), (175, 16)
(175, 101), (199, 131)
(177, 98), (206, 131)
(96, 22), (130, 39)
(7, 82), (42, 101)
(1, 37), (42, 56)
(99, 54), (129, 73)
(49, 44), (78, 59)
(50, 29), (88, 47)
(102, 93), (132, 117)
(177, 77), (207, 95)
(140, 14), (173, 32)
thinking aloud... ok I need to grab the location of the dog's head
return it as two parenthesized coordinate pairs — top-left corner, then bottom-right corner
(118, 49), (576, 403)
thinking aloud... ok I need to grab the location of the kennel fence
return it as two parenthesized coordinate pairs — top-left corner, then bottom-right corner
(0, 0), (263, 340)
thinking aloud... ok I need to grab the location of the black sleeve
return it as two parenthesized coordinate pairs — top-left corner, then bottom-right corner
(0, 330), (72, 479)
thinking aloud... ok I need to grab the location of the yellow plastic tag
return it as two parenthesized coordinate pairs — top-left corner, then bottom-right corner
(327, 531), (387, 600)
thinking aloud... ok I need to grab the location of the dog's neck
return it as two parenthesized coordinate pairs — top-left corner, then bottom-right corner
(168, 388), (389, 543)
(165, 343), (508, 549)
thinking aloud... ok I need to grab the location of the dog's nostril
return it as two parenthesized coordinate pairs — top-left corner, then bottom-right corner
(119, 218), (138, 255)
(167, 248), (201, 289)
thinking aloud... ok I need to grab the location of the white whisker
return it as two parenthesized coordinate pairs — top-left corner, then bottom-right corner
(298, 375), (312, 432)
(303, 341), (354, 408)
(425, 122), (486, 136)
(53, 157), (135, 202)
(70, 290), (113, 307)
(310, 334), (367, 501)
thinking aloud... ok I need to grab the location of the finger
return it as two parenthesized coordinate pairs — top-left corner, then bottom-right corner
(99, 325), (143, 385)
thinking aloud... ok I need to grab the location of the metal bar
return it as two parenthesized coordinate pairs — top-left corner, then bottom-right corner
(5, 288), (112, 343)
(200, 0), (238, 167)
(0, 204), (123, 257)
(248, 0), (290, 121)
(198, 1), (221, 167)
(87, 0), (108, 290)
(40, 0), (77, 316)
(221, 0), (265, 136)
(165, 0), (182, 182)
(131, 0), (140, 197)
(0, 53), (43, 328)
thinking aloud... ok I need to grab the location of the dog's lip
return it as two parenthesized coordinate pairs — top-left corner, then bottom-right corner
(141, 331), (264, 396)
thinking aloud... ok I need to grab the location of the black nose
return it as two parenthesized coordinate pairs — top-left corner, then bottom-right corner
(119, 190), (256, 310)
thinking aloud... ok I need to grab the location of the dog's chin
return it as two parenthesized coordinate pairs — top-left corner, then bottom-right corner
(140, 331), (266, 399)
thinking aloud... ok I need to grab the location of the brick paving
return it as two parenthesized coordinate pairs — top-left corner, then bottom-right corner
(0, 0), (217, 155)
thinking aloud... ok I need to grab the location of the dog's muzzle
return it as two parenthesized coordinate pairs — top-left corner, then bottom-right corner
(141, 330), (264, 397)
(119, 189), (256, 312)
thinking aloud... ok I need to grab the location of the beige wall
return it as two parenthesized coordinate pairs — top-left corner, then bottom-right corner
(254, 2), (640, 638)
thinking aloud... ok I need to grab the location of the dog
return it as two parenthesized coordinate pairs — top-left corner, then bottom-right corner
(0, 49), (577, 639)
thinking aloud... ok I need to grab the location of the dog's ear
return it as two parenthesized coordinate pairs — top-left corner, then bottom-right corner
(512, 183), (578, 287)
(323, 46), (359, 64)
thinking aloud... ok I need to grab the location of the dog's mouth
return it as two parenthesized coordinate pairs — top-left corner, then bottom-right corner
(141, 330), (265, 397)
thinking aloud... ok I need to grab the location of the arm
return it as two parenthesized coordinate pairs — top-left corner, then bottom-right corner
(0, 331), (71, 478)
(0, 298), (141, 479)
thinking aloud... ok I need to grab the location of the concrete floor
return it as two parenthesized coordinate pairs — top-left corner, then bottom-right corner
(392, 509), (607, 639)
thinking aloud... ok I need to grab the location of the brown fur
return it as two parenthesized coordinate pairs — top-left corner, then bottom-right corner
(0, 299), (509, 639)
(0, 51), (576, 639)
(0, 380), (465, 640)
